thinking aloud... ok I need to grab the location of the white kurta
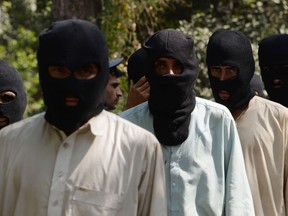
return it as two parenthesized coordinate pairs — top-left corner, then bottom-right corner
(120, 97), (255, 216)
(236, 96), (288, 216)
(0, 110), (167, 216)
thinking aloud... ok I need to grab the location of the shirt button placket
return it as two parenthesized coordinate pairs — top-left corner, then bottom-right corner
(170, 146), (180, 212)
(47, 141), (72, 216)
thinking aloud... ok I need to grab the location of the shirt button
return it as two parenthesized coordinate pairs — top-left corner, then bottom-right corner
(53, 200), (59, 206)
(63, 142), (69, 148)
(172, 182), (176, 187)
(58, 171), (64, 177)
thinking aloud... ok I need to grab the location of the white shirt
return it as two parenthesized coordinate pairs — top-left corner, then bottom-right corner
(0, 110), (167, 216)
(236, 96), (288, 216)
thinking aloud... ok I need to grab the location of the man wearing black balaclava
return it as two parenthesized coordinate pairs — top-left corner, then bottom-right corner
(125, 48), (150, 109)
(37, 19), (109, 135)
(207, 29), (288, 216)
(207, 30), (256, 118)
(258, 34), (288, 107)
(0, 59), (26, 129)
(0, 19), (167, 216)
(120, 29), (254, 215)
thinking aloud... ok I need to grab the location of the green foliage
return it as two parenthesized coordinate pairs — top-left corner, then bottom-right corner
(0, 0), (52, 116)
(101, 0), (172, 58)
(4, 27), (43, 116)
(1, 0), (288, 115)
(101, 0), (172, 112)
(101, 0), (195, 112)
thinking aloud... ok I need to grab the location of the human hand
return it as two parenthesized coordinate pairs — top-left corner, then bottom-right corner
(125, 76), (150, 110)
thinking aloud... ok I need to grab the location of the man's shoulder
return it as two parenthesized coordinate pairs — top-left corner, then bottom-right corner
(119, 98), (233, 120)
(0, 113), (46, 147)
(253, 95), (285, 107)
(99, 110), (159, 148)
(0, 112), (45, 135)
(196, 97), (226, 108)
(118, 102), (152, 126)
(195, 97), (232, 117)
(94, 110), (154, 137)
(252, 96), (288, 115)
(251, 96), (288, 113)
(119, 101), (149, 118)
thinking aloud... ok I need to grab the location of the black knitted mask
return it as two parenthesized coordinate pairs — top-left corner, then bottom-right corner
(0, 60), (27, 129)
(37, 19), (109, 134)
(258, 34), (288, 107)
(206, 30), (255, 112)
(127, 48), (148, 83)
(143, 29), (199, 146)
(250, 74), (265, 98)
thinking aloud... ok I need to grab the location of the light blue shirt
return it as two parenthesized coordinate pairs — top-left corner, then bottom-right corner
(120, 97), (254, 216)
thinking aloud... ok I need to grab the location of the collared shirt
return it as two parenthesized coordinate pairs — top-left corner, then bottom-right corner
(0, 110), (167, 216)
(120, 97), (255, 216)
(236, 96), (288, 216)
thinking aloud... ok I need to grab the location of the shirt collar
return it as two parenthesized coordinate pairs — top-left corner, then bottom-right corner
(87, 110), (107, 136)
(48, 110), (107, 137)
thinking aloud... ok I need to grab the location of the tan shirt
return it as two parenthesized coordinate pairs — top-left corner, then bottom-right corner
(236, 96), (288, 216)
(0, 111), (167, 216)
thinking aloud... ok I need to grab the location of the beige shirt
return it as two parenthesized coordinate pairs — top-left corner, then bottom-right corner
(236, 96), (288, 216)
(0, 111), (167, 216)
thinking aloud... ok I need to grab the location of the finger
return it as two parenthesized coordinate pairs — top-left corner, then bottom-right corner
(134, 76), (147, 87)
(138, 81), (150, 91)
(129, 79), (135, 89)
(142, 87), (150, 94)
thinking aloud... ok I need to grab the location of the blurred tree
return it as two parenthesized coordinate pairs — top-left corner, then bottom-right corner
(100, 0), (194, 113)
(51, 0), (102, 25)
(0, 0), (52, 116)
(179, 0), (288, 99)
(0, 0), (287, 115)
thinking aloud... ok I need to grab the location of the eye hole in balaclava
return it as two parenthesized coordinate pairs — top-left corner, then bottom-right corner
(209, 65), (238, 80)
(142, 29), (199, 146)
(154, 57), (184, 76)
(0, 60), (27, 129)
(259, 35), (288, 107)
(206, 29), (255, 112)
(261, 66), (288, 107)
(47, 64), (99, 80)
(37, 19), (109, 134)
(262, 66), (288, 88)
(0, 91), (16, 103)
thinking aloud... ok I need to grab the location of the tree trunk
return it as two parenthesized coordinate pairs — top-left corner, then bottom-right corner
(51, 0), (103, 24)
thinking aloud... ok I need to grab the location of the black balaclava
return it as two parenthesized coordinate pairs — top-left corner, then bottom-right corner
(206, 29), (255, 112)
(0, 60), (27, 129)
(250, 74), (265, 98)
(127, 48), (148, 83)
(258, 34), (288, 107)
(37, 19), (109, 134)
(143, 29), (199, 146)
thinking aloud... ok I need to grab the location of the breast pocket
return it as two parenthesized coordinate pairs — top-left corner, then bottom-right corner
(71, 187), (123, 216)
